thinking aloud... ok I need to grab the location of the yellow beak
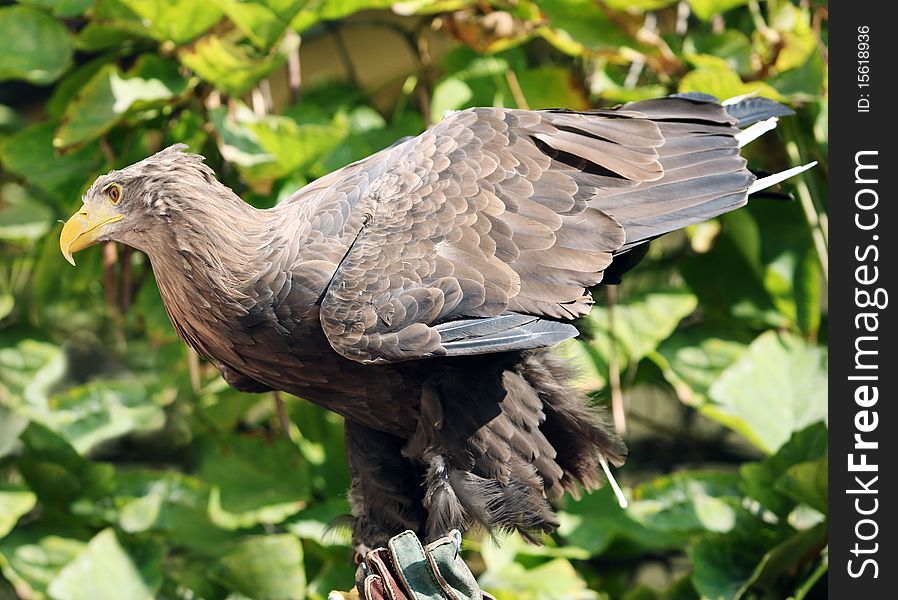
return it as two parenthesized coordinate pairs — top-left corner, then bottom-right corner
(59, 206), (124, 266)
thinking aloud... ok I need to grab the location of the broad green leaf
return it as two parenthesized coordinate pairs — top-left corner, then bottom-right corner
(72, 470), (237, 552)
(0, 487), (36, 540)
(73, 0), (151, 51)
(679, 66), (781, 102)
(47, 529), (161, 600)
(558, 486), (685, 557)
(118, 0), (222, 43)
(0, 6), (73, 85)
(740, 422), (827, 517)
(0, 122), (103, 201)
(211, 535), (306, 600)
(215, 0), (303, 49)
(0, 406), (28, 459)
(0, 519), (90, 598)
(629, 471), (742, 534)
(684, 30), (753, 76)
(431, 77), (474, 120)
(653, 326), (751, 406)
(55, 56), (193, 148)
(604, 0), (678, 10)
(290, 0), (393, 32)
(249, 115), (347, 177)
(19, 0), (95, 17)
(687, 0), (749, 21)
(515, 67), (588, 110)
(579, 288), (698, 381)
(735, 522), (827, 598)
(479, 557), (599, 600)
(706, 331), (827, 453)
(538, 0), (638, 55)
(0, 183), (54, 242)
(199, 434), (312, 529)
(285, 498), (352, 547)
(17, 423), (115, 506)
(179, 34), (296, 96)
(776, 456), (827, 514)
(690, 512), (792, 600)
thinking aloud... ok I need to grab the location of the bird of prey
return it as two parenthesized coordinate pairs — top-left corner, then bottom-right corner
(60, 93), (813, 554)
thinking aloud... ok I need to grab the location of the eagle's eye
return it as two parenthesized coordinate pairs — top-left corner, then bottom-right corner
(103, 182), (123, 205)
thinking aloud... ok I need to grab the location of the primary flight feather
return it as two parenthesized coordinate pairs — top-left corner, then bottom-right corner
(60, 94), (811, 553)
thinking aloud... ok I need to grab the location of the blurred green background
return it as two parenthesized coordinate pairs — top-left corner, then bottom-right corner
(0, 0), (828, 599)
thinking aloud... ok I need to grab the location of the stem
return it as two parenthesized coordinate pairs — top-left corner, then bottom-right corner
(782, 119), (829, 283)
(505, 69), (529, 109)
(273, 391), (291, 439)
(606, 286), (627, 435)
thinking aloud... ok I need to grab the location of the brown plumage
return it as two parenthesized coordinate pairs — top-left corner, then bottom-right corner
(61, 94), (804, 553)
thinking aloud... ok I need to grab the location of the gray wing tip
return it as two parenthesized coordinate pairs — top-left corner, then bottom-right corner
(438, 315), (578, 356)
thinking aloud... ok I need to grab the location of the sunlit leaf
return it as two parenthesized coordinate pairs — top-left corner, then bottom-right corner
(54, 56), (193, 149)
(179, 33), (296, 96)
(19, 0), (95, 18)
(47, 529), (162, 600)
(118, 0), (222, 44)
(538, 0), (638, 55)
(679, 66), (781, 101)
(706, 331), (827, 454)
(0, 486), (36, 540)
(290, 0), (393, 32)
(210, 535), (306, 599)
(629, 471), (742, 535)
(687, 0), (749, 22)
(199, 434), (312, 529)
(0, 519), (90, 598)
(0, 6), (73, 85)
(0, 183), (54, 242)
(214, 0), (303, 49)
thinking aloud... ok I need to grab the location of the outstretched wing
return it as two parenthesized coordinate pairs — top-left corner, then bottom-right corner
(297, 97), (751, 364)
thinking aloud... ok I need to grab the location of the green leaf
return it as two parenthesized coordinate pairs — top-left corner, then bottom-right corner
(215, 0), (303, 49)
(0, 487), (37, 540)
(55, 56), (193, 149)
(17, 423), (115, 506)
(706, 331), (827, 453)
(0, 183), (54, 242)
(629, 471), (742, 534)
(19, 0), (95, 18)
(736, 522), (826, 598)
(118, 0), (222, 44)
(179, 32), (297, 96)
(199, 434), (312, 529)
(653, 326), (751, 406)
(740, 422), (827, 517)
(776, 456), (827, 514)
(687, 0), (749, 22)
(579, 288), (698, 381)
(47, 529), (162, 600)
(538, 0), (638, 55)
(679, 66), (781, 101)
(515, 67), (588, 110)
(479, 556), (600, 600)
(684, 30), (754, 76)
(690, 512), (792, 600)
(0, 121), (103, 201)
(210, 535), (306, 600)
(249, 115), (347, 178)
(558, 486), (685, 557)
(0, 6), (73, 85)
(604, 0), (677, 10)
(0, 519), (90, 598)
(290, 0), (393, 33)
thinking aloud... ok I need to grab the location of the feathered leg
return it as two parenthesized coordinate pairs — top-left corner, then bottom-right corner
(344, 420), (427, 554)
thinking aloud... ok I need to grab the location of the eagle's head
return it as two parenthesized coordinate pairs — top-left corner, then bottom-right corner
(59, 144), (219, 265)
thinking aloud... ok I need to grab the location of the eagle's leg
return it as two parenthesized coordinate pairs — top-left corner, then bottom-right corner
(344, 419), (427, 556)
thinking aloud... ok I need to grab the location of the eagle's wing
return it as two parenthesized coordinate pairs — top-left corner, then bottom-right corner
(296, 97), (751, 364)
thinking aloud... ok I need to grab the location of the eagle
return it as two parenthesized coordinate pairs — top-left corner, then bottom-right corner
(60, 94), (812, 554)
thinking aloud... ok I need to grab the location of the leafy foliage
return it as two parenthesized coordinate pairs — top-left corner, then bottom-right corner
(0, 0), (827, 598)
